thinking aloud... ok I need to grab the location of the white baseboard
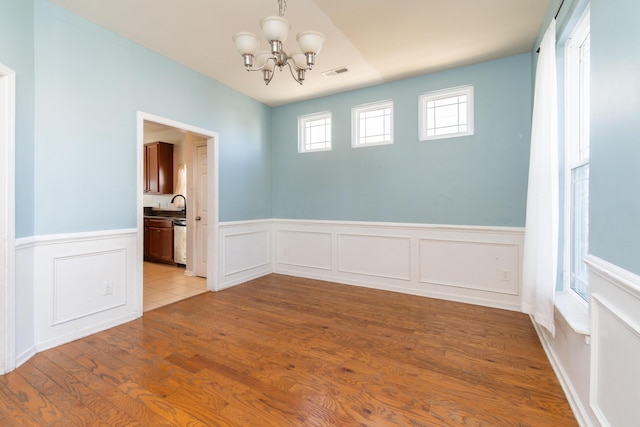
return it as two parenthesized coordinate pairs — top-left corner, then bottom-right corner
(35, 312), (139, 353)
(531, 317), (595, 427)
(15, 345), (36, 370)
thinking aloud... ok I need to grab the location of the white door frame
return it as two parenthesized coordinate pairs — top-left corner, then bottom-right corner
(136, 112), (220, 301)
(192, 140), (208, 278)
(0, 63), (16, 374)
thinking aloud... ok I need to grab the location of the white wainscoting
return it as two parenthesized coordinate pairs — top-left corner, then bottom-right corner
(22, 229), (139, 353)
(586, 255), (640, 427)
(11, 220), (524, 366)
(273, 220), (524, 311)
(339, 234), (412, 281)
(218, 220), (272, 290)
(14, 239), (35, 368)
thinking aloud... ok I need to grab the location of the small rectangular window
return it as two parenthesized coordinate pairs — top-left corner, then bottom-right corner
(419, 85), (474, 140)
(298, 111), (332, 153)
(352, 100), (393, 147)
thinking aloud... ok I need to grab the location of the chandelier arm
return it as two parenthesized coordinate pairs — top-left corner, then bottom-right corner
(286, 60), (303, 85)
(264, 67), (276, 85)
(244, 56), (276, 73)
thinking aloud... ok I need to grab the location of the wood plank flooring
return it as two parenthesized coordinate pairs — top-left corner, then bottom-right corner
(0, 274), (577, 426)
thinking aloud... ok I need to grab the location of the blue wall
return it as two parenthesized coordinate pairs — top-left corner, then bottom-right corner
(0, 0), (35, 237)
(31, 0), (271, 235)
(21, 0), (640, 270)
(590, 0), (640, 275)
(271, 54), (532, 226)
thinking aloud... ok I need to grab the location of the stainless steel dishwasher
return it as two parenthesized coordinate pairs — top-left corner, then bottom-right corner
(173, 218), (187, 266)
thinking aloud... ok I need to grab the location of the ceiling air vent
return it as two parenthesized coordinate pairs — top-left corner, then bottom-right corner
(322, 67), (349, 78)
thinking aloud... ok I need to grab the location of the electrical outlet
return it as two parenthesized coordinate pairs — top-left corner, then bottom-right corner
(501, 269), (510, 282)
(104, 280), (113, 295)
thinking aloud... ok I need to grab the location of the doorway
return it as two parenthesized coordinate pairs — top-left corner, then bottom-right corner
(0, 63), (16, 374)
(137, 112), (219, 313)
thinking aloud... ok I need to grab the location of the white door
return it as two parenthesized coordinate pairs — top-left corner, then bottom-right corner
(194, 143), (208, 277)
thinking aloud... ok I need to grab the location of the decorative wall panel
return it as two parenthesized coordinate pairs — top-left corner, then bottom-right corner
(419, 239), (519, 295)
(277, 230), (332, 270)
(30, 230), (138, 352)
(223, 230), (270, 276)
(52, 249), (127, 325)
(338, 234), (412, 281)
(218, 221), (272, 289)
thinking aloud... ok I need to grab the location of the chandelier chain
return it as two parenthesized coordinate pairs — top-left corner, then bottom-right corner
(278, 0), (287, 17)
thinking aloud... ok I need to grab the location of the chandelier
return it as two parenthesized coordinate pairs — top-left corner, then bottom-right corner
(232, 0), (325, 85)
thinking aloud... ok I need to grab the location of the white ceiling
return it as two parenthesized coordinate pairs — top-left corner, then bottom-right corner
(48, 0), (550, 107)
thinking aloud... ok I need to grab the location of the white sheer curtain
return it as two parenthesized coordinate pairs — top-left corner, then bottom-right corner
(522, 19), (559, 336)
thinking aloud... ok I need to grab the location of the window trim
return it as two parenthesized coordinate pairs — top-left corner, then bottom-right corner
(419, 85), (474, 141)
(351, 100), (394, 148)
(554, 290), (590, 337)
(298, 111), (332, 153)
(562, 4), (591, 302)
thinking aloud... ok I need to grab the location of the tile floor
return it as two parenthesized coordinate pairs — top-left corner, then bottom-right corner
(143, 261), (208, 312)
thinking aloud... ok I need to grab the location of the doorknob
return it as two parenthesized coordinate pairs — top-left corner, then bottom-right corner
(195, 216), (201, 221)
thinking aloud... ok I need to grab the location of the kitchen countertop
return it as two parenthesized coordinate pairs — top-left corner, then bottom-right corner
(143, 208), (186, 220)
(144, 215), (185, 220)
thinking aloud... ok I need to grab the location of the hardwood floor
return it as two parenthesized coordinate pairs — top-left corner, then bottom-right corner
(0, 274), (577, 426)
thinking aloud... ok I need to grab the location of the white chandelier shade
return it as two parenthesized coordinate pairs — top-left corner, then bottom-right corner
(232, 4), (325, 85)
(297, 31), (324, 55)
(232, 32), (261, 57)
(260, 16), (290, 42)
(290, 52), (309, 70)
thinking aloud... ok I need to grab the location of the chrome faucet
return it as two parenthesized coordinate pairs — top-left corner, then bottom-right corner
(170, 194), (186, 213)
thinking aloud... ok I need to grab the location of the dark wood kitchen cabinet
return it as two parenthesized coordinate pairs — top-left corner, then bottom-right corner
(144, 142), (174, 194)
(144, 218), (174, 264)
